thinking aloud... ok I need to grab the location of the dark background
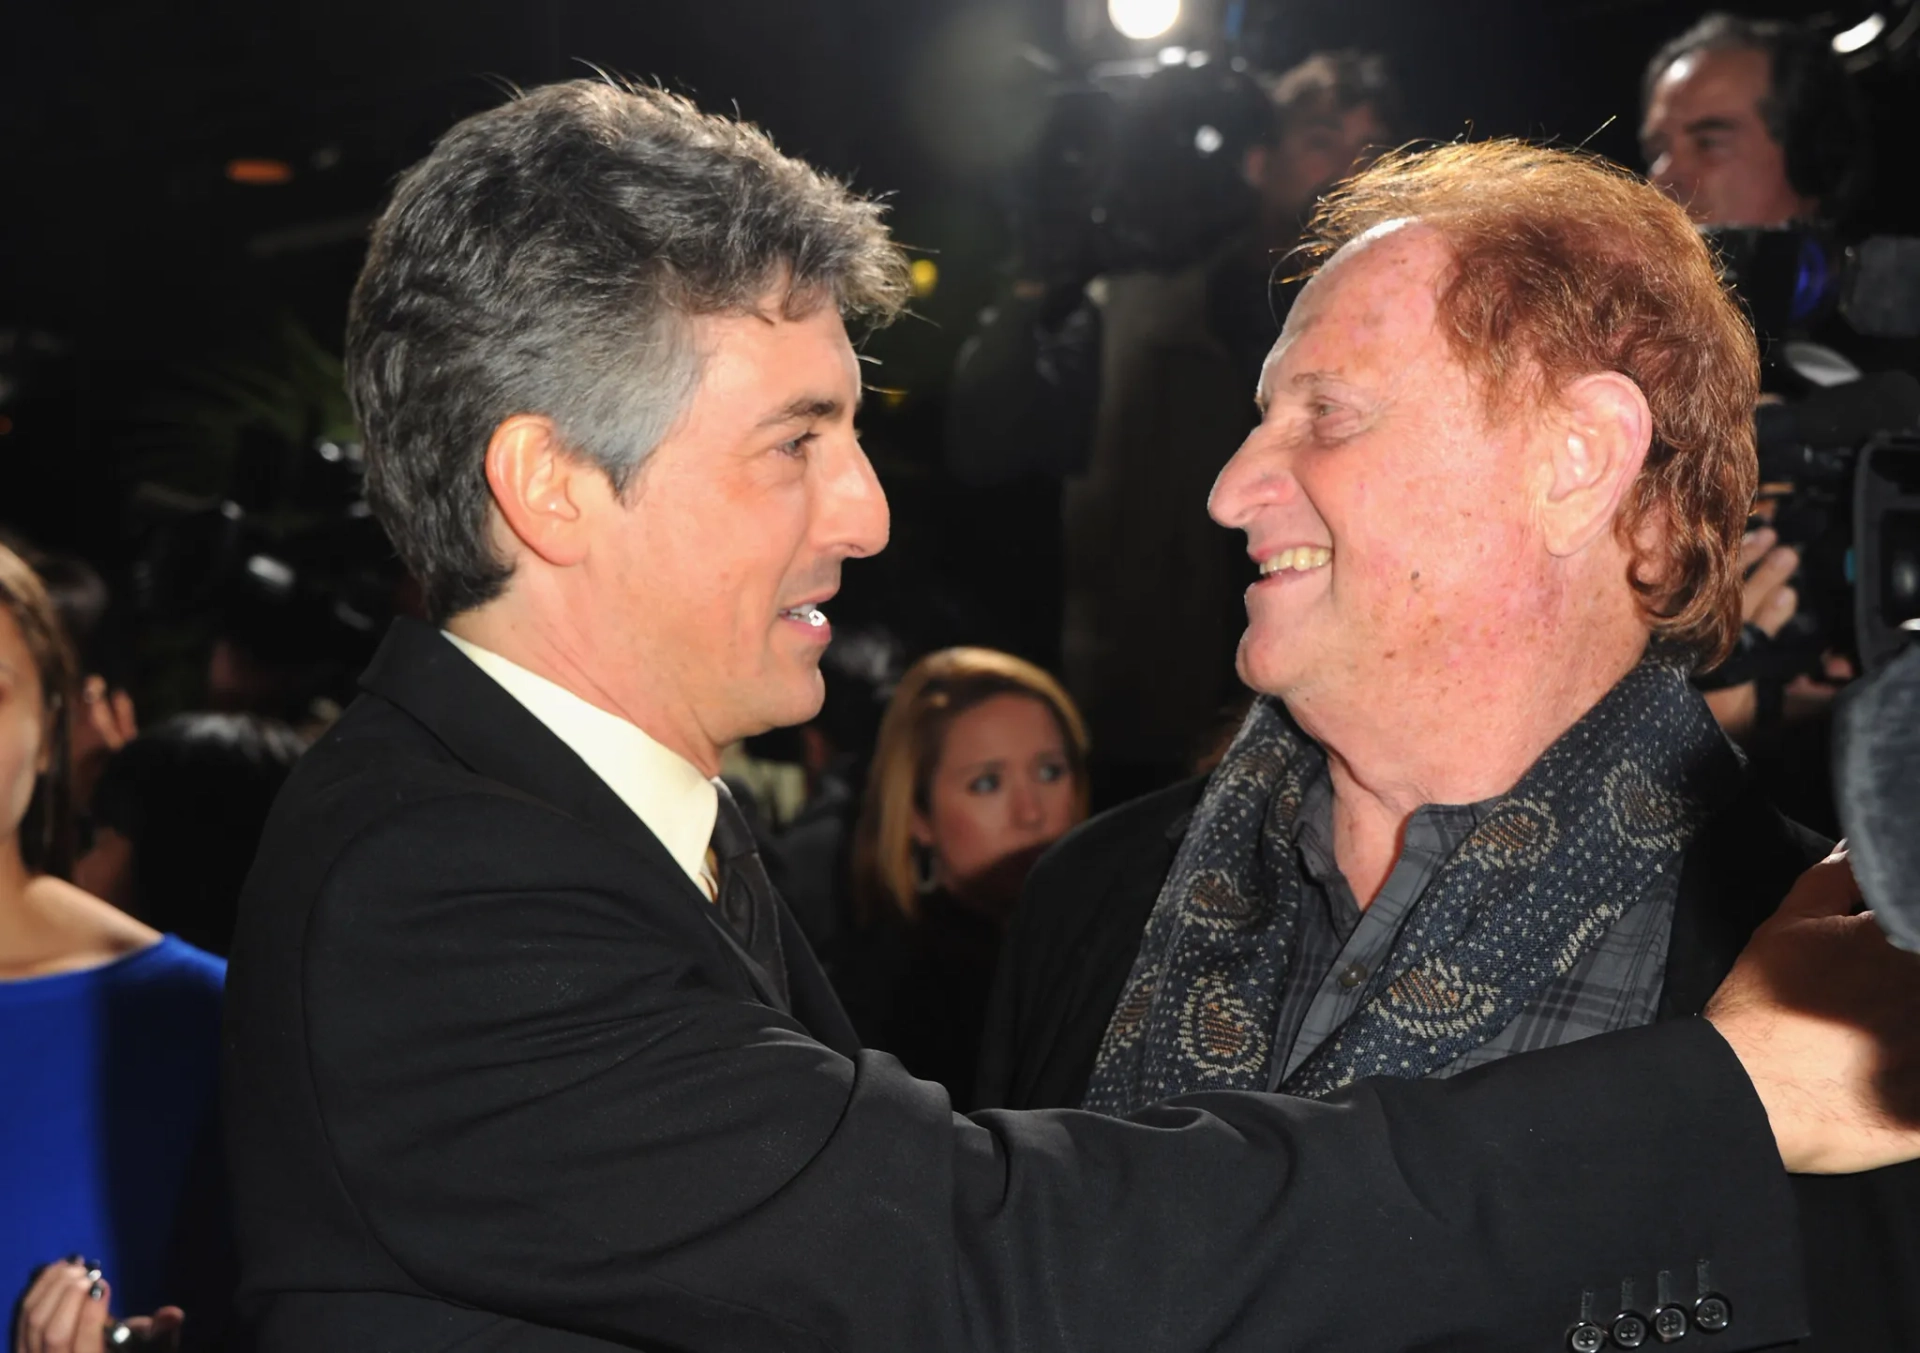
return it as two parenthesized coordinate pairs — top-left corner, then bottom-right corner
(0, 0), (1904, 708)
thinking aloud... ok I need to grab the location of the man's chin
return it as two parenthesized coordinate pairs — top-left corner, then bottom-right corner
(1235, 636), (1301, 700)
(751, 666), (827, 736)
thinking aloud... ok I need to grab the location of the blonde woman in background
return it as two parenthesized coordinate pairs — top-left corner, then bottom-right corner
(835, 647), (1089, 1108)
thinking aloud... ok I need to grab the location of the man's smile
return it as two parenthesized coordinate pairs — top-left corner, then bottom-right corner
(1255, 546), (1334, 582)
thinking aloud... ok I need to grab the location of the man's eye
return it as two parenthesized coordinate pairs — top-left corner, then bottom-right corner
(967, 771), (1002, 794)
(778, 432), (817, 459)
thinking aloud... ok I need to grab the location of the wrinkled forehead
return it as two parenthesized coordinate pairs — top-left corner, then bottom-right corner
(1259, 220), (1453, 397)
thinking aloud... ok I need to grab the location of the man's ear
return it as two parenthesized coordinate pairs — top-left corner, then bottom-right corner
(1537, 371), (1653, 559)
(483, 414), (604, 568)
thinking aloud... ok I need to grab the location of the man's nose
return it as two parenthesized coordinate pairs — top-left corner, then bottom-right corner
(824, 439), (890, 559)
(1208, 431), (1290, 530)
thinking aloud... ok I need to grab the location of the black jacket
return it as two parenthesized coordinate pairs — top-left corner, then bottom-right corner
(831, 890), (1006, 1110)
(979, 775), (1920, 1351)
(224, 621), (1814, 1351)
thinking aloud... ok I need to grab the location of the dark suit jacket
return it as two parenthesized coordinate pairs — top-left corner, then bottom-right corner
(225, 621), (1814, 1352)
(978, 775), (1920, 1351)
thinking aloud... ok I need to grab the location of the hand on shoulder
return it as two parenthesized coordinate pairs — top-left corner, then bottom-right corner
(1707, 847), (1920, 1174)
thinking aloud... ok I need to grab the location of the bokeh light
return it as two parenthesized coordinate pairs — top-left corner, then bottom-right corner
(1107, 0), (1180, 42)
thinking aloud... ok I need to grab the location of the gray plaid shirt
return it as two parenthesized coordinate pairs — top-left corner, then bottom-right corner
(1266, 766), (1678, 1090)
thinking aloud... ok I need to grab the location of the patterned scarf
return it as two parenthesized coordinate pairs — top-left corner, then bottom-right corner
(1082, 653), (1740, 1116)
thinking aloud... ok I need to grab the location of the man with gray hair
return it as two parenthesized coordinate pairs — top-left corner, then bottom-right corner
(205, 80), (1920, 1353)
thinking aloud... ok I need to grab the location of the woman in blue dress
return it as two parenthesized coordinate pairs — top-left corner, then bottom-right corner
(0, 544), (227, 1352)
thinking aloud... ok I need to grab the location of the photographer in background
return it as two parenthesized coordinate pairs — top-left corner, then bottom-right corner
(950, 52), (1399, 804)
(1641, 13), (1880, 832)
(1641, 12), (1869, 234)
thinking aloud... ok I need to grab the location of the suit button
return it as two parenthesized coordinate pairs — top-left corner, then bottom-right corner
(1652, 1306), (1689, 1342)
(1611, 1312), (1648, 1348)
(1570, 1322), (1607, 1353)
(1693, 1295), (1732, 1333)
(1338, 962), (1369, 989)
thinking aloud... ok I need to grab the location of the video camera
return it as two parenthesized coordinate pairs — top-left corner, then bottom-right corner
(1015, 59), (1271, 290)
(1706, 224), (1920, 675)
(128, 431), (399, 715)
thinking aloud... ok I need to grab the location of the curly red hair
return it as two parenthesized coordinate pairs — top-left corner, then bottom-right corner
(1299, 140), (1760, 666)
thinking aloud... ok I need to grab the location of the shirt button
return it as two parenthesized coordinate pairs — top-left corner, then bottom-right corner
(1338, 962), (1369, 989)
(1693, 1295), (1732, 1333)
(1611, 1312), (1649, 1348)
(1652, 1306), (1689, 1342)
(1569, 1323), (1607, 1353)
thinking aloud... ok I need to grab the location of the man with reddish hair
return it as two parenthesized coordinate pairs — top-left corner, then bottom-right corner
(983, 139), (1920, 1348)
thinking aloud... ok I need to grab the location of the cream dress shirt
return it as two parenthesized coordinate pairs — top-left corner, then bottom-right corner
(441, 631), (718, 894)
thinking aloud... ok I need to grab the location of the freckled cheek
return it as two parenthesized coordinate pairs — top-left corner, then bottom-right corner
(1330, 486), (1434, 612)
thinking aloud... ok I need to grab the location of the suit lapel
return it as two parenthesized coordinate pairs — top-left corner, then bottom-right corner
(357, 619), (799, 1017)
(1658, 779), (1831, 1021)
(360, 620), (679, 866)
(1659, 836), (1746, 1020)
(779, 904), (860, 1056)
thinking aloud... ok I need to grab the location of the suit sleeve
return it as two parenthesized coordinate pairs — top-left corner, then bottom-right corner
(304, 793), (1807, 1353)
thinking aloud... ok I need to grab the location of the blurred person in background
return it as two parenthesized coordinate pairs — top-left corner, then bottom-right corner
(834, 648), (1088, 1107)
(950, 51), (1401, 804)
(761, 623), (904, 956)
(0, 546), (228, 1353)
(1641, 12), (1868, 232)
(32, 555), (137, 816)
(74, 713), (308, 959)
(1642, 12), (1883, 832)
(0, 537), (139, 818)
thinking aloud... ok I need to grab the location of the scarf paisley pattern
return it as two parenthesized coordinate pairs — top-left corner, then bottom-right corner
(1082, 654), (1741, 1116)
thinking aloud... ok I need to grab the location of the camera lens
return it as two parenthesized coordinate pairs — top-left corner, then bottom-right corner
(1883, 511), (1920, 624)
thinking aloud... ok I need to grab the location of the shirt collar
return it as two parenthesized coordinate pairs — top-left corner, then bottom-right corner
(1289, 757), (1497, 888)
(441, 631), (717, 892)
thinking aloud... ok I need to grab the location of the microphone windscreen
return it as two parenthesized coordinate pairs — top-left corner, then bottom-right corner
(1835, 643), (1920, 950)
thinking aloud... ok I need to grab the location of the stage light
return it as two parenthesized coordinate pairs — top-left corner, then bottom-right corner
(909, 258), (939, 296)
(226, 158), (293, 185)
(1108, 0), (1180, 42)
(1833, 12), (1886, 52)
